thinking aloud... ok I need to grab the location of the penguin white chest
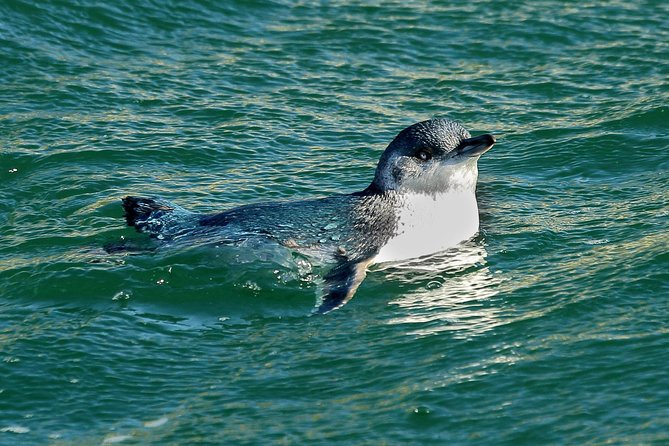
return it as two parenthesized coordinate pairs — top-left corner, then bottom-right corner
(373, 191), (480, 264)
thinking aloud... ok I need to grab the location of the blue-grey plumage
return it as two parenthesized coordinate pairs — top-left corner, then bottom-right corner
(117, 118), (496, 313)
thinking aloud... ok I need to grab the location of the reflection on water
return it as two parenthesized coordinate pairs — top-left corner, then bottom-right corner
(379, 240), (505, 338)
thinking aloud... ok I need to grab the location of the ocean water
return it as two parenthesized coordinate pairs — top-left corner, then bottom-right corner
(1, 0), (668, 444)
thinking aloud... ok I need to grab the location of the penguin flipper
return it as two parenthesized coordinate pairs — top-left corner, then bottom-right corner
(315, 257), (373, 314)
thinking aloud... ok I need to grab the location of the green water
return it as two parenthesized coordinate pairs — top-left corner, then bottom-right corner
(1, 0), (668, 444)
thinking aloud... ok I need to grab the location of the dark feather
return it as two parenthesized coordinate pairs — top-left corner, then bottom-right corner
(315, 257), (372, 314)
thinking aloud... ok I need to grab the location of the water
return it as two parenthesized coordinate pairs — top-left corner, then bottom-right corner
(1, 0), (668, 444)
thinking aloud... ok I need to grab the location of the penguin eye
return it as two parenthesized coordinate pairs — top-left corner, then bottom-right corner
(415, 149), (432, 161)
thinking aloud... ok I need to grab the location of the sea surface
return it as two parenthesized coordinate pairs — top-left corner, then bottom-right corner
(1, 1), (668, 444)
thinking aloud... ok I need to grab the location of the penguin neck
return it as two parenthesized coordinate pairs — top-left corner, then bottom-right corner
(372, 187), (480, 264)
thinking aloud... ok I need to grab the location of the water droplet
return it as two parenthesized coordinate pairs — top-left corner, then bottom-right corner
(412, 406), (431, 415)
(242, 281), (261, 291)
(112, 290), (132, 301)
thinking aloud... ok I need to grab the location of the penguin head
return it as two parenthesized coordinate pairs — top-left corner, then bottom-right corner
(371, 119), (495, 194)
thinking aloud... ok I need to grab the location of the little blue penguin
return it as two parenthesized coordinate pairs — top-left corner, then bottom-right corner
(119, 118), (496, 313)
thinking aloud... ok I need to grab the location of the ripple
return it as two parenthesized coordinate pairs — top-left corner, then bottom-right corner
(0, 425), (30, 434)
(2, 0), (669, 443)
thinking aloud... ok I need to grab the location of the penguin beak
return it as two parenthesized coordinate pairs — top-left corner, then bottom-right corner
(454, 134), (496, 157)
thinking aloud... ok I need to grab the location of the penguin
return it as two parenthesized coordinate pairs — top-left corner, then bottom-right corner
(119, 118), (495, 313)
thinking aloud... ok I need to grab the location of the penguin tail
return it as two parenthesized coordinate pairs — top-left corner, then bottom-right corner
(122, 196), (176, 234)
